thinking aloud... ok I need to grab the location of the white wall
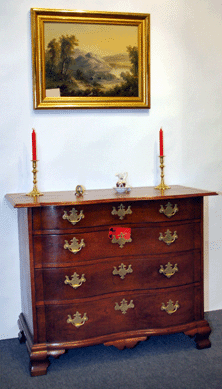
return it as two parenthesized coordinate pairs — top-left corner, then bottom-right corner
(0, 0), (221, 339)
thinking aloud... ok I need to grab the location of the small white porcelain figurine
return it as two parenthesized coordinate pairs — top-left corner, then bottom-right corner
(115, 172), (128, 188)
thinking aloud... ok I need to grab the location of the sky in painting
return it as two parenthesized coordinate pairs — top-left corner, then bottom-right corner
(44, 22), (138, 57)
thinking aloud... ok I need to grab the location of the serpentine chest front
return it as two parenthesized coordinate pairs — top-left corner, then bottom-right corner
(5, 186), (217, 376)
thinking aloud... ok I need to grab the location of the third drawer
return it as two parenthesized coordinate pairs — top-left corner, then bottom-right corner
(35, 251), (201, 302)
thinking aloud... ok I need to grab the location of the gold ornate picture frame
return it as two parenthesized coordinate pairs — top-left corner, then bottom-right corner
(31, 8), (150, 109)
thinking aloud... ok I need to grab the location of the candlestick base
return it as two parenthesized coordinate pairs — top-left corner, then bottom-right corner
(155, 156), (170, 192)
(154, 182), (171, 191)
(26, 160), (43, 198)
(26, 186), (43, 197)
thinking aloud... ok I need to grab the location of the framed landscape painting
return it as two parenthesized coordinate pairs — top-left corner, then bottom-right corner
(31, 8), (150, 109)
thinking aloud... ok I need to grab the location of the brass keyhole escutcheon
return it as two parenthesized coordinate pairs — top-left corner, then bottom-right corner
(112, 263), (133, 279)
(112, 232), (132, 248)
(115, 299), (134, 314)
(111, 203), (132, 220)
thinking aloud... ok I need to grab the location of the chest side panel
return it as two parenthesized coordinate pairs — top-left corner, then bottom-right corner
(18, 208), (34, 337)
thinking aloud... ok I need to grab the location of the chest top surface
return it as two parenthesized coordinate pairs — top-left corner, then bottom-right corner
(5, 185), (217, 208)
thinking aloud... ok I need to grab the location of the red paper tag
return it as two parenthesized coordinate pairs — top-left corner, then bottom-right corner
(109, 227), (131, 240)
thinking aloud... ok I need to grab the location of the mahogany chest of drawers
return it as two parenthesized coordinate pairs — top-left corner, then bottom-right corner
(5, 186), (217, 376)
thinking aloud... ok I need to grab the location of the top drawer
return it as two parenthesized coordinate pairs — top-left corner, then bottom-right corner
(32, 197), (202, 231)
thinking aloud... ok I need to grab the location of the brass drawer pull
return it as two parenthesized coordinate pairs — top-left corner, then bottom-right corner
(64, 237), (85, 254)
(111, 203), (132, 220)
(159, 262), (178, 278)
(64, 272), (86, 289)
(115, 299), (134, 314)
(161, 300), (180, 315)
(112, 232), (132, 248)
(113, 263), (133, 279)
(159, 202), (178, 218)
(67, 311), (88, 328)
(62, 208), (84, 225)
(159, 229), (178, 245)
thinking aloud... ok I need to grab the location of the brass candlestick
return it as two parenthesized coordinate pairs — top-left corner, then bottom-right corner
(155, 156), (170, 191)
(26, 160), (43, 197)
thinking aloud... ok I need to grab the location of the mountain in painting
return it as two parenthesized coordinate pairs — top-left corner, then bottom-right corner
(70, 50), (117, 83)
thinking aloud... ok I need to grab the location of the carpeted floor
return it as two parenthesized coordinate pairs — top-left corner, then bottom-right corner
(0, 310), (222, 389)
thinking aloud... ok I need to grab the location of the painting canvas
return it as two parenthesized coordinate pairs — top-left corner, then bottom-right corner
(31, 9), (150, 109)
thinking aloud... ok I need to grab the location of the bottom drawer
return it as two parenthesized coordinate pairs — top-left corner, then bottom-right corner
(44, 285), (198, 343)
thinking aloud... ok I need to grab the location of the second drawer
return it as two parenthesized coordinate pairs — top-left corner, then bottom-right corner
(34, 222), (201, 267)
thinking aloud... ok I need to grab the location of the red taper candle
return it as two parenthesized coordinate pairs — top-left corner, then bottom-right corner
(159, 128), (163, 156)
(32, 129), (37, 160)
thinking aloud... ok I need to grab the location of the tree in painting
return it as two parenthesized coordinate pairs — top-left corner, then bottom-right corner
(45, 35), (79, 95)
(45, 34), (138, 97)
